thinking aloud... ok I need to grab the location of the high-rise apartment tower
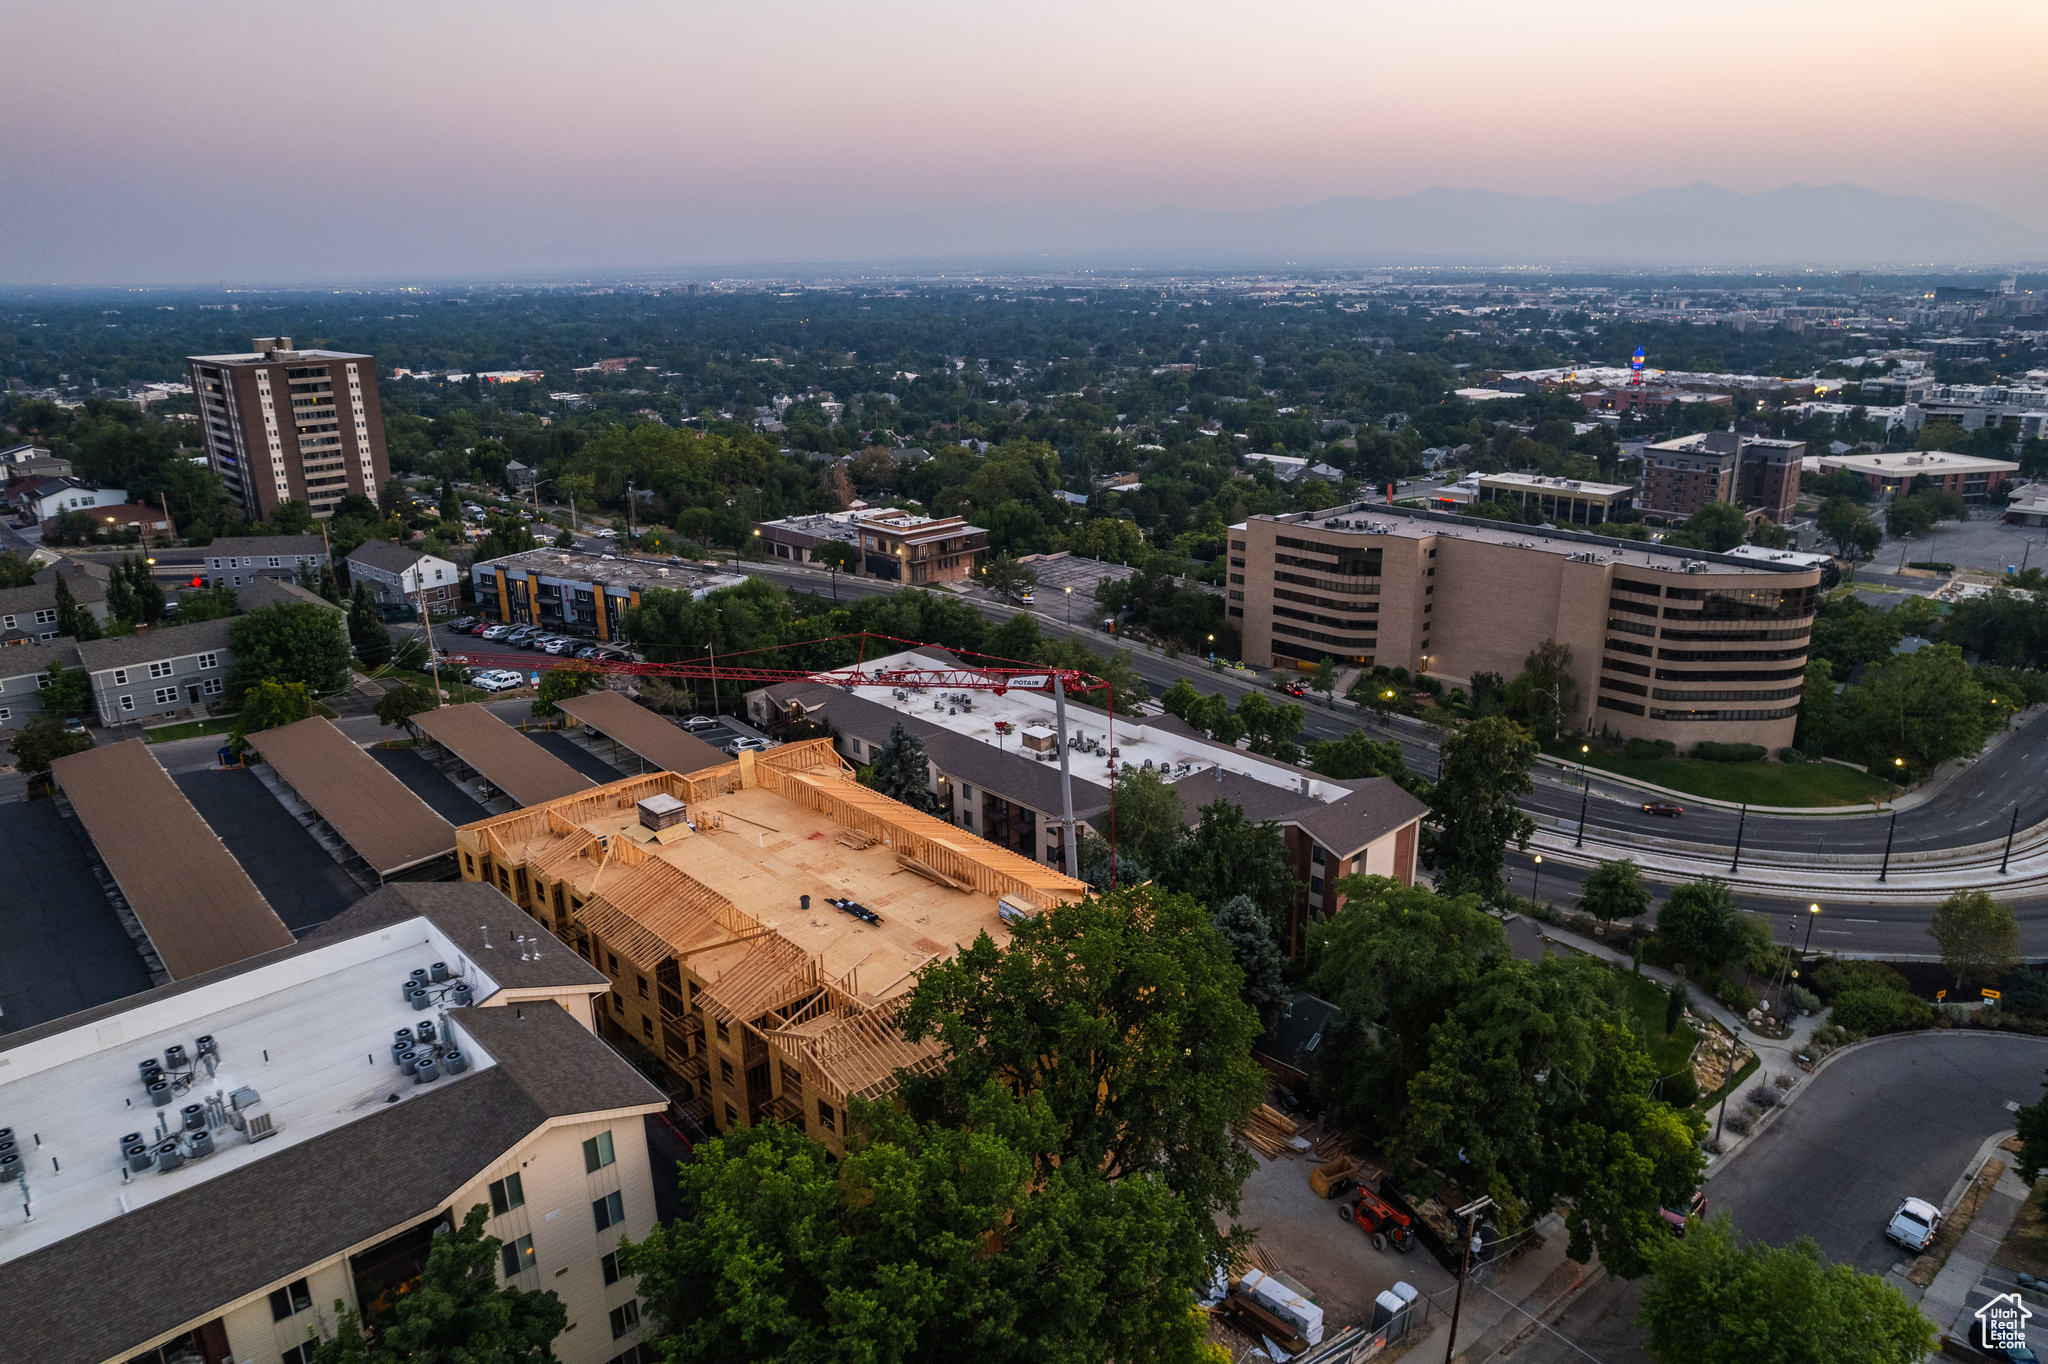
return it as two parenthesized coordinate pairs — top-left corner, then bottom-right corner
(186, 338), (388, 521)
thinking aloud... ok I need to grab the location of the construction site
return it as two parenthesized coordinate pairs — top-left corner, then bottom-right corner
(454, 737), (1089, 1150)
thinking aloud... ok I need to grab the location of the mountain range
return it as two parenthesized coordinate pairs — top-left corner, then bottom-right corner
(700, 183), (2048, 272)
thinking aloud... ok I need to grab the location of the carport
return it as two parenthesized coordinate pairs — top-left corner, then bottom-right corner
(245, 717), (459, 881)
(553, 690), (729, 776)
(412, 703), (594, 807)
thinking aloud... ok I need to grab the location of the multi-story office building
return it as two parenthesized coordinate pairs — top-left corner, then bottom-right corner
(472, 549), (747, 642)
(1638, 432), (1804, 522)
(1472, 473), (1636, 527)
(1814, 449), (2018, 503)
(187, 338), (389, 522)
(0, 882), (666, 1364)
(1234, 503), (1824, 750)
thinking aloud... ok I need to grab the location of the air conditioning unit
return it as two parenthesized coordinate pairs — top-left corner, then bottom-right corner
(241, 1104), (279, 1142)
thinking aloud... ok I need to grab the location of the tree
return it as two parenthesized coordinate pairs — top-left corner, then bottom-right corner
(227, 603), (352, 701)
(1515, 639), (1578, 743)
(1637, 1212), (1933, 1364)
(52, 571), (100, 642)
(1656, 877), (1739, 967)
(901, 886), (1265, 1268)
(1103, 765), (1188, 868)
(310, 1203), (566, 1363)
(1424, 715), (1538, 902)
(869, 720), (938, 812)
(618, 1097), (1208, 1364)
(1213, 893), (1289, 1025)
(0, 552), (35, 588)
(373, 680), (438, 737)
(347, 582), (391, 669)
(983, 554), (1038, 604)
(552, 523), (575, 549)
(269, 499), (313, 535)
(177, 582), (243, 622)
(1307, 729), (1425, 793)
(1667, 500), (1747, 553)
(1311, 655), (1337, 703)
(230, 679), (312, 755)
(1232, 690), (1303, 761)
(8, 720), (93, 775)
(812, 539), (860, 597)
(1155, 798), (1300, 930)
(2016, 1069), (2048, 1184)
(1835, 643), (1993, 778)
(532, 664), (600, 719)
(35, 662), (92, 717)
(1818, 497), (1878, 559)
(1580, 858), (1652, 925)
(1926, 888), (2019, 995)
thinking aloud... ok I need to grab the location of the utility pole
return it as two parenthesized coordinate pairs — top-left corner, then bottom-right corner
(1055, 673), (1078, 877)
(1729, 803), (1747, 872)
(1574, 745), (1590, 849)
(415, 560), (443, 708)
(1443, 1196), (1494, 1364)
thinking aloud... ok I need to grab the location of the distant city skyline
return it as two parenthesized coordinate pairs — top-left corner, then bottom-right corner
(4, 0), (2045, 282)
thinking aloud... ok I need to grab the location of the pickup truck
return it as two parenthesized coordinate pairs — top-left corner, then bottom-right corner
(1885, 1196), (1941, 1252)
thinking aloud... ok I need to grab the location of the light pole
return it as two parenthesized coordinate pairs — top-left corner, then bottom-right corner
(1208, 633), (1215, 664)
(1064, 585), (1073, 625)
(2003, 805), (2022, 876)
(1574, 744), (1591, 849)
(1801, 902), (1820, 957)
(1530, 855), (1544, 907)
(1729, 802), (1748, 873)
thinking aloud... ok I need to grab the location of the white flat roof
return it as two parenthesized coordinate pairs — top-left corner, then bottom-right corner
(848, 650), (1356, 803)
(1819, 449), (2019, 475)
(0, 918), (505, 1263)
(1476, 471), (1635, 497)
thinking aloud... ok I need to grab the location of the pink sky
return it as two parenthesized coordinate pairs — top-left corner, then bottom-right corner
(4, 0), (2044, 280)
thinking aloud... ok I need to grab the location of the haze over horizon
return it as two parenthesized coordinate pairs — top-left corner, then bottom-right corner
(5, 0), (2046, 283)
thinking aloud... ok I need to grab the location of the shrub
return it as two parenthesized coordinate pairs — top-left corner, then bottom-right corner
(1907, 561), (1955, 573)
(1693, 741), (1768, 763)
(1722, 1112), (1754, 1135)
(1418, 677), (1443, 697)
(1447, 688), (1467, 708)
(1717, 980), (1759, 1013)
(1772, 1072), (1795, 1091)
(1698, 969), (1726, 1000)
(1830, 988), (1934, 1036)
(1744, 1087), (1780, 1109)
(1810, 1024), (1856, 1049)
(1787, 984), (1822, 1013)
(1625, 737), (1677, 760)
(1811, 959), (1910, 1001)
(1662, 1069), (1700, 1109)
(1390, 667), (1409, 683)
(1777, 747), (1806, 763)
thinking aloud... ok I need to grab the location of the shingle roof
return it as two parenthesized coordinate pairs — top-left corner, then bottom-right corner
(74, 616), (234, 674)
(199, 535), (327, 558)
(1292, 779), (1429, 858)
(555, 690), (728, 774)
(244, 717), (455, 875)
(2, 569), (106, 616)
(412, 703), (595, 807)
(0, 636), (82, 682)
(347, 539), (432, 574)
(234, 577), (342, 613)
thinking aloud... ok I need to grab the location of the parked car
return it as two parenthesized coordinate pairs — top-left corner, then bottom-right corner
(681, 715), (718, 731)
(1659, 1190), (1707, 1238)
(593, 648), (632, 663)
(1886, 1197), (1940, 1252)
(724, 737), (771, 755)
(444, 616), (478, 632)
(592, 528), (617, 539)
(1271, 681), (1308, 697)
(542, 638), (579, 656)
(472, 672), (520, 693)
(1642, 801), (1685, 818)
(575, 645), (604, 659)
(481, 624), (514, 641)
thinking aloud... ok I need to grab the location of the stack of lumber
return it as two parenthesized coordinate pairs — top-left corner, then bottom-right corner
(1237, 1104), (1302, 1158)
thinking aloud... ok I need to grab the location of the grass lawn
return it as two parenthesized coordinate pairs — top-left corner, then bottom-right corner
(1616, 970), (1701, 1082)
(379, 668), (492, 706)
(1548, 744), (1896, 808)
(144, 717), (237, 744)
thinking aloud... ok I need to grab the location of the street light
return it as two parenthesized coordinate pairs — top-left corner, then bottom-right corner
(1531, 854), (1544, 906)
(1064, 585), (1073, 624)
(1574, 744), (1591, 849)
(1801, 902), (1820, 956)
(1208, 632), (1215, 663)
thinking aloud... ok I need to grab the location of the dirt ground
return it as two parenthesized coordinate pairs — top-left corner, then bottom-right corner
(1228, 1148), (1456, 1330)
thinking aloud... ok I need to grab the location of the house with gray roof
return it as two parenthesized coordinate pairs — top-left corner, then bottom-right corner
(200, 535), (327, 587)
(76, 617), (235, 726)
(346, 538), (461, 611)
(0, 562), (110, 643)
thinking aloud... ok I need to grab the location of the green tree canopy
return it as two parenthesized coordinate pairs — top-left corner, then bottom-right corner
(1835, 643), (1992, 777)
(231, 679), (312, 755)
(982, 554), (1038, 604)
(373, 680), (439, 737)
(1155, 798), (1299, 931)
(8, 720), (93, 775)
(1926, 888), (2019, 994)
(35, 662), (93, 717)
(347, 582), (391, 669)
(900, 886), (1265, 1268)
(52, 571), (100, 642)
(531, 664), (600, 719)
(310, 1204), (566, 1363)
(1213, 893), (1290, 1026)
(1666, 500), (1748, 553)
(1424, 715), (1538, 902)
(1580, 858), (1652, 924)
(868, 720), (938, 812)
(1512, 638), (1578, 743)
(1656, 877), (1739, 968)
(1100, 765), (1188, 869)
(1636, 1212), (1932, 1364)
(227, 603), (352, 701)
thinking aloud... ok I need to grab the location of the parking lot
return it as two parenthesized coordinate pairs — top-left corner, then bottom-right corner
(676, 713), (771, 754)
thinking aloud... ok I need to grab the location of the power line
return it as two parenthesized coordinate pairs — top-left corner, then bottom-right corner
(1477, 1280), (1609, 1364)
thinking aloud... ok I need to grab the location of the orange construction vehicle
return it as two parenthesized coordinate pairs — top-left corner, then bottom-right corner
(1340, 1188), (1419, 1253)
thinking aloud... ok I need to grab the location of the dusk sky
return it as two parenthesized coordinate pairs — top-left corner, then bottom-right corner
(6, 0), (2046, 283)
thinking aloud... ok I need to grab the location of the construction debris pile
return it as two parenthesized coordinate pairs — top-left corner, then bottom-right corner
(1237, 1103), (1311, 1159)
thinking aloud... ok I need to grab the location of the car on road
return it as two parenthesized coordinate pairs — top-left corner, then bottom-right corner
(724, 736), (771, 755)
(1642, 801), (1685, 818)
(681, 715), (718, 731)
(592, 528), (617, 539)
(1271, 681), (1308, 697)
(1885, 1197), (1941, 1251)
(471, 671), (522, 693)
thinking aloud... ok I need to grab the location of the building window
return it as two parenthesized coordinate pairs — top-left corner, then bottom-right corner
(817, 1099), (836, 1132)
(1311, 846), (1326, 865)
(715, 1019), (729, 1042)
(603, 1251), (623, 1286)
(584, 1131), (617, 1172)
(154, 687), (178, 705)
(719, 1058), (734, 1083)
(148, 660), (173, 678)
(268, 557), (281, 568)
(282, 1345), (315, 1364)
(489, 1172), (525, 1214)
(500, 1233), (537, 1279)
(725, 1103), (739, 1127)
(197, 652), (217, 670)
(636, 975), (648, 997)
(592, 1190), (626, 1232)
(606, 952), (619, 974)
(269, 1278), (312, 1321)
(33, 608), (56, 625)
(113, 668), (128, 685)
(612, 993), (624, 1015)
(641, 1015), (653, 1039)
(120, 695), (134, 712)
(0, 709), (9, 722)
(610, 1300), (641, 1340)
(204, 678), (223, 696)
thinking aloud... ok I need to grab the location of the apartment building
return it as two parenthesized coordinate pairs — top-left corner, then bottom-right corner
(201, 534), (328, 588)
(1638, 431), (1805, 522)
(454, 742), (1089, 1148)
(0, 636), (82, 729)
(0, 881), (667, 1364)
(472, 549), (747, 642)
(1234, 503), (1824, 750)
(0, 562), (111, 643)
(186, 338), (390, 522)
(76, 618), (235, 726)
